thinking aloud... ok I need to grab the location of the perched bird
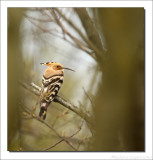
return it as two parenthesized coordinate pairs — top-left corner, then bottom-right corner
(39, 62), (74, 120)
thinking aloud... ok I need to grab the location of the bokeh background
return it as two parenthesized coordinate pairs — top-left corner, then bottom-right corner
(8, 8), (144, 151)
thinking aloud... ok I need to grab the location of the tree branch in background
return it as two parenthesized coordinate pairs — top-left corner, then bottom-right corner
(25, 9), (95, 59)
(75, 8), (105, 53)
(20, 102), (78, 151)
(20, 8), (100, 150)
(43, 121), (84, 151)
(19, 81), (94, 130)
(52, 110), (69, 127)
(48, 8), (95, 58)
(82, 87), (95, 109)
(54, 8), (103, 61)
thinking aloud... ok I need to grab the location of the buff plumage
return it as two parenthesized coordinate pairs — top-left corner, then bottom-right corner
(39, 62), (74, 120)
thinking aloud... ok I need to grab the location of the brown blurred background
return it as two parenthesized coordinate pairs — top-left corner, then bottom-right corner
(8, 8), (144, 151)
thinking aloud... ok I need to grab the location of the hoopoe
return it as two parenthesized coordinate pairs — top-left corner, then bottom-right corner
(39, 62), (74, 120)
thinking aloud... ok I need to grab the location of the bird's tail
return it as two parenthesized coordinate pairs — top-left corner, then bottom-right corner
(39, 107), (47, 120)
(39, 101), (49, 120)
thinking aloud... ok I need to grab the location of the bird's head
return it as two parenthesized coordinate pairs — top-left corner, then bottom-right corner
(40, 62), (75, 72)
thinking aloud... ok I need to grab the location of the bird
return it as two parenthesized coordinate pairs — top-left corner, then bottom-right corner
(39, 62), (75, 120)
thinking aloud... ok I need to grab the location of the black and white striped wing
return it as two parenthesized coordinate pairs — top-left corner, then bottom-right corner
(40, 74), (64, 103)
(39, 75), (64, 119)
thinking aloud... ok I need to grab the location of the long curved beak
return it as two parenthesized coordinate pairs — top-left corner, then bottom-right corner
(63, 67), (75, 72)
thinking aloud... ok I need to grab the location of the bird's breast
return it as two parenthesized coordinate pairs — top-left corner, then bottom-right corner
(44, 68), (64, 79)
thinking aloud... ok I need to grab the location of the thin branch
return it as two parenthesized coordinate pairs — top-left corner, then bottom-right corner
(30, 82), (41, 92)
(25, 10), (93, 57)
(44, 121), (83, 151)
(25, 15), (54, 34)
(25, 14), (80, 51)
(24, 14), (52, 23)
(48, 8), (94, 58)
(52, 110), (69, 127)
(20, 102), (77, 151)
(82, 87), (94, 108)
(69, 121), (83, 139)
(19, 81), (93, 127)
(54, 8), (104, 61)
(44, 139), (64, 151)
(75, 8), (105, 53)
(19, 81), (40, 96)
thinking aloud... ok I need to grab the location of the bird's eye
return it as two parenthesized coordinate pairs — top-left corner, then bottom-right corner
(56, 65), (60, 68)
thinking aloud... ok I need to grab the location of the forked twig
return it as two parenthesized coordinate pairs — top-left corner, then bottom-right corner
(20, 102), (78, 151)
(19, 81), (93, 127)
(44, 121), (84, 151)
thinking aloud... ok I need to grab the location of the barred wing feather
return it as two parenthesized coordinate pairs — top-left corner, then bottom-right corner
(39, 74), (63, 119)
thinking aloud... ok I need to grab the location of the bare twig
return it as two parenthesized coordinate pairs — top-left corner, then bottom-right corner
(25, 9), (94, 57)
(44, 121), (84, 151)
(82, 87), (94, 108)
(19, 81), (40, 96)
(52, 110), (69, 127)
(30, 82), (41, 92)
(24, 14), (52, 23)
(25, 16), (54, 34)
(19, 81), (93, 127)
(54, 8), (103, 61)
(25, 14), (79, 51)
(75, 8), (105, 53)
(44, 139), (64, 151)
(20, 102), (77, 151)
(48, 8), (94, 58)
